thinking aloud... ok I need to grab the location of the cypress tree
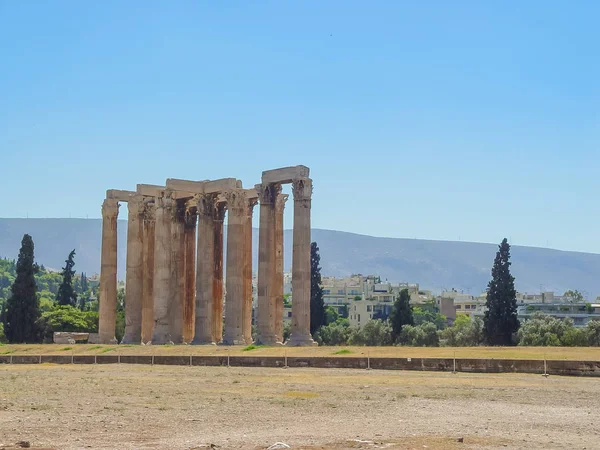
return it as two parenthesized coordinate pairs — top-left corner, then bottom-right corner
(81, 272), (88, 293)
(310, 242), (326, 335)
(390, 288), (414, 341)
(5, 234), (41, 343)
(484, 238), (519, 345)
(56, 249), (77, 307)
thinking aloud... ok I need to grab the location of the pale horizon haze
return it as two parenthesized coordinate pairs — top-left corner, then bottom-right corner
(1, 1), (598, 254)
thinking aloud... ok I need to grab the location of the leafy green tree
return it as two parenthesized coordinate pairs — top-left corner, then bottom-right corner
(325, 306), (339, 325)
(484, 238), (519, 345)
(310, 242), (326, 335)
(115, 287), (126, 342)
(517, 312), (569, 346)
(413, 306), (447, 329)
(314, 321), (352, 345)
(587, 321), (600, 346)
(348, 319), (393, 346)
(399, 323), (440, 347)
(563, 289), (585, 303)
(56, 250), (77, 307)
(389, 289), (414, 340)
(4, 234), (41, 343)
(37, 305), (98, 342)
(439, 315), (484, 346)
(338, 304), (349, 318)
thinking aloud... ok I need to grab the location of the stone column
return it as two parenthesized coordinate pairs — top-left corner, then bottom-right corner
(98, 198), (119, 344)
(122, 197), (144, 344)
(287, 178), (317, 346)
(256, 184), (282, 345)
(192, 194), (216, 344)
(141, 202), (155, 343)
(183, 202), (197, 343)
(151, 191), (173, 344)
(274, 194), (288, 342)
(242, 198), (257, 344)
(212, 202), (226, 343)
(168, 200), (185, 344)
(223, 190), (247, 345)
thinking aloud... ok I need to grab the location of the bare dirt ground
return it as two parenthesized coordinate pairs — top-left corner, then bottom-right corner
(0, 365), (598, 450)
(3, 344), (600, 360)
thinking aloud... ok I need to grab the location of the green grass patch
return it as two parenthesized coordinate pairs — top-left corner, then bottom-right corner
(120, 344), (135, 348)
(0, 349), (16, 355)
(88, 345), (103, 351)
(60, 347), (73, 351)
(333, 349), (352, 355)
(242, 345), (267, 351)
(100, 347), (116, 353)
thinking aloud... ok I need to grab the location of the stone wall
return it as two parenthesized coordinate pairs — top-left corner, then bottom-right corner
(0, 355), (599, 376)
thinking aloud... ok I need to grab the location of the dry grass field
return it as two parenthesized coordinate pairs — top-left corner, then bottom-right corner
(1, 344), (599, 360)
(0, 364), (598, 449)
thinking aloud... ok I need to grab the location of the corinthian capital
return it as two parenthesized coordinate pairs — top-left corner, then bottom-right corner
(224, 189), (248, 214)
(127, 195), (146, 217)
(143, 202), (156, 223)
(195, 193), (215, 217)
(102, 198), (119, 218)
(292, 177), (312, 202)
(156, 190), (174, 212)
(256, 183), (281, 205)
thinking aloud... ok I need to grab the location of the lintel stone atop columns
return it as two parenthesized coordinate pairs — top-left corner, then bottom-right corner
(106, 189), (136, 202)
(165, 178), (239, 195)
(261, 165), (309, 185)
(137, 184), (193, 200)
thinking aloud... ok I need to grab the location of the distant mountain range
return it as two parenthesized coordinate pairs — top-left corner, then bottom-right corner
(1, 218), (599, 298)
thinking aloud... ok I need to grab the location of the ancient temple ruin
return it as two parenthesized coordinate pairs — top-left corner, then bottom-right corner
(97, 165), (316, 346)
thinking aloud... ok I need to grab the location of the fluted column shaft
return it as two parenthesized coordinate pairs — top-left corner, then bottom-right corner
(168, 201), (185, 344)
(151, 192), (173, 344)
(256, 184), (282, 345)
(192, 195), (216, 344)
(183, 205), (197, 343)
(287, 178), (317, 346)
(141, 203), (155, 343)
(274, 194), (288, 342)
(212, 203), (226, 343)
(122, 197), (144, 344)
(223, 190), (247, 345)
(99, 198), (119, 344)
(242, 199), (257, 344)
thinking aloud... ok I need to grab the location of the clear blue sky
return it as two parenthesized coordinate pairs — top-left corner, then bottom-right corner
(1, 1), (598, 253)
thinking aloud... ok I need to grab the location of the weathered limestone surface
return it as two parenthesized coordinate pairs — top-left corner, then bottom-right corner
(287, 178), (317, 346)
(151, 192), (173, 344)
(166, 178), (238, 194)
(122, 197), (145, 344)
(242, 198), (257, 344)
(102, 167), (315, 347)
(183, 202), (197, 343)
(192, 195), (216, 345)
(274, 194), (288, 342)
(223, 190), (247, 345)
(53, 332), (89, 344)
(213, 202), (226, 343)
(168, 201), (186, 344)
(262, 165), (310, 185)
(106, 189), (135, 202)
(256, 183), (282, 345)
(98, 198), (119, 344)
(141, 202), (156, 343)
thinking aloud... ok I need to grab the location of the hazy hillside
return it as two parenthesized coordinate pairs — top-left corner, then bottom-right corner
(1, 219), (599, 297)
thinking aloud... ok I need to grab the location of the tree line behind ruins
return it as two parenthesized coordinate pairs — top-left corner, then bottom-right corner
(1, 234), (600, 347)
